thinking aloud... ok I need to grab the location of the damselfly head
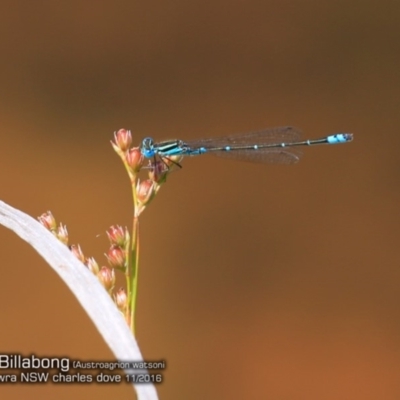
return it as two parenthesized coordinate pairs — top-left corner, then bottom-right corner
(140, 137), (156, 158)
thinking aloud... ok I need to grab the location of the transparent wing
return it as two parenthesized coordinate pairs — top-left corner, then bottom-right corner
(186, 126), (303, 164)
(205, 147), (302, 164)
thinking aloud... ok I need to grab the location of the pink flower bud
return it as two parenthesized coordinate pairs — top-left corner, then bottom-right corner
(98, 266), (115, 292)
(70, 244), (85, 263)
(165, 155), (183, 168)
(126, 147), (144, 173)
(86, 257), (100, 274)
(136, 179), (156, 206)
(148, 160), (168, 183)
(114, 287), (127, 312)
(113, 129), (132, 151)
(38, 211), (57, 231)
(106, 225), (128, 247)
(56, 223), (69, 245)
(106, 244), (126, 269)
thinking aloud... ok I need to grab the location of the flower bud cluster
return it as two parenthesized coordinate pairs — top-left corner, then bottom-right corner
(39, 211), (124, 299)
(112, 128), (182, 216)
(38, 211), (69, 245)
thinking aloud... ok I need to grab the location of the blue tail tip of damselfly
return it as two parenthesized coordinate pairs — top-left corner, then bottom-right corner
(326, 133), (353, 144)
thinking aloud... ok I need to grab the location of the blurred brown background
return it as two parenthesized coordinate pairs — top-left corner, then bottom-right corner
(0, 1), (399, 399)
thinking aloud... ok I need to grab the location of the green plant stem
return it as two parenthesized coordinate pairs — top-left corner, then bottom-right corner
(129, 214), (140, 334)
(125, 174), (140, 335)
